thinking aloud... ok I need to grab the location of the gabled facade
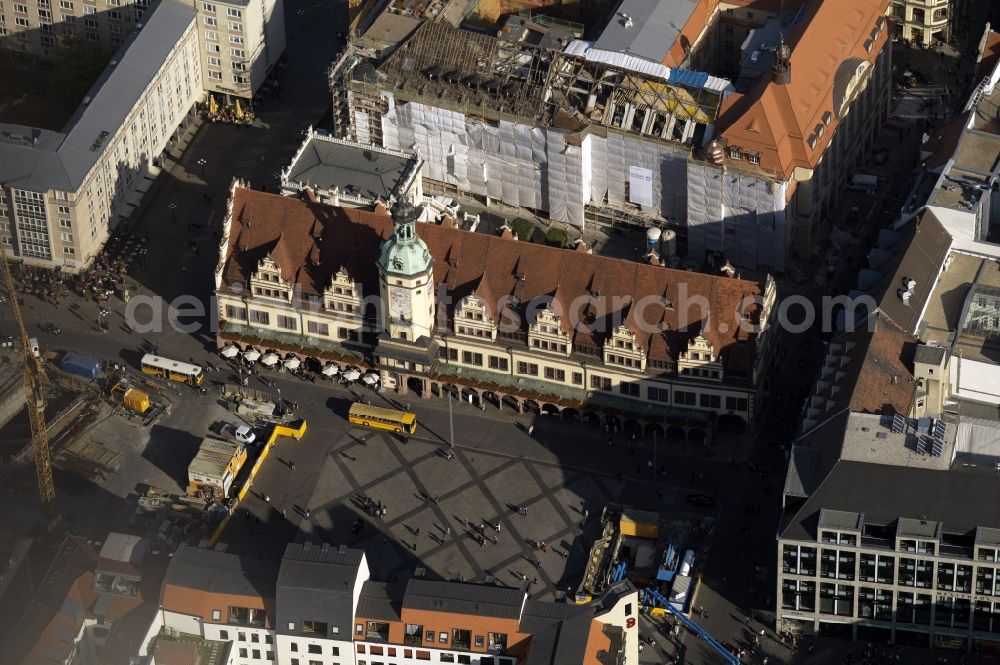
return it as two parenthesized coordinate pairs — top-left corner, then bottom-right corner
(214, 184), (781, 435)
(141, 543), (638, 665)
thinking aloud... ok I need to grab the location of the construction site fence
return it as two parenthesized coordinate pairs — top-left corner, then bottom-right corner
(207, 419), (307, 546)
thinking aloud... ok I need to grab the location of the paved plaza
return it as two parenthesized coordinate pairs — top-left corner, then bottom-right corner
(228, 401), (719, 603)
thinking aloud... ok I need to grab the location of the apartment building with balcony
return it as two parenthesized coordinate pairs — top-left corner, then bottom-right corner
(0, 0), (201, 271)
(213, 183), (780, 436)
(140, 541), (639, 665)
(888, 0), (952, 46)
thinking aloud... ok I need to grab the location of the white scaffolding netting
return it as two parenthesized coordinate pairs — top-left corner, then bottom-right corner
(686, 162), (787, 271)
(380, 99), (689, 229)
(355, 110), (370, 145)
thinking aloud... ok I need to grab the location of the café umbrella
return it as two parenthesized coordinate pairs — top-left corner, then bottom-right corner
(283, 357), (301, 370)
(261, 352), (280, 367)
(242, 349), (261, 362)
(321, 364), (339, 377)
(342, 369), (361, 382)
(220, 345), (239, 358)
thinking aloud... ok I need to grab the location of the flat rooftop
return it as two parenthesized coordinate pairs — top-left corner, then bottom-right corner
(839, 412), (955, 471)
(920, 251), (1000, 362)
(593, 0), (700, 64)
(284, 135), (418, 202)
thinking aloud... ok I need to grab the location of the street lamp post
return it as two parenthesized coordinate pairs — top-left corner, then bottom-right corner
(448, 387), (454, 451)
(653, 429), (658, 485)
(197, 158), (207, 182)
(168, 202), (178, 224)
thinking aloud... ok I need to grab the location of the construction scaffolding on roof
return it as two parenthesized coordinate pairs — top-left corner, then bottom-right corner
(356, 20), (729, 136)
(332, 20), (731, 230)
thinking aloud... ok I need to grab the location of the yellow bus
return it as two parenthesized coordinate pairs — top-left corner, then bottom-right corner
(140, 354), (205, 386)
(348, 402), (417, 434)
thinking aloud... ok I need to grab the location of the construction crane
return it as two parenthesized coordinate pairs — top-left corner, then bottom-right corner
(640, 588), (739, 665)
(0, 241), (55, 504)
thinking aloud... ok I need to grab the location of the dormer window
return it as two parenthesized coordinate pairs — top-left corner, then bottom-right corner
(822, 111), (832, 126)
(746, 152), (761, 165)
(729, 146), (742, 160)
(807, 134), (817, 150)
(815, 124), (825, 139)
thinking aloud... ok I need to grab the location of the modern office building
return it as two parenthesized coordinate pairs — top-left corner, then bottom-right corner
(0, 0), (201, 271)
(140, 542), (639, 665)
(331, 0), (891, 272)
(214, 182), (778, 435)
(779, 304), (1000, 653)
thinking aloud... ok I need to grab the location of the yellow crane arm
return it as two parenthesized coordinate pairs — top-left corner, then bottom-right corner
(0, 242), (55, 504)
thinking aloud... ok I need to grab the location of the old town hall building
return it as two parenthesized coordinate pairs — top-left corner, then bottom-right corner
(213, 182), (778, 438)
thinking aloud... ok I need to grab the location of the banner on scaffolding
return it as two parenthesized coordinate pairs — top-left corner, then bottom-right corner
(628, 165), (654, 207)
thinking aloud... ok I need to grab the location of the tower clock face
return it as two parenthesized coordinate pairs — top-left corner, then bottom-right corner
(389, 286), (412, 318)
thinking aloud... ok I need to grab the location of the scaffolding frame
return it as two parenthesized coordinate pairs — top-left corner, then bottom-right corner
(346, 20), (726, 137)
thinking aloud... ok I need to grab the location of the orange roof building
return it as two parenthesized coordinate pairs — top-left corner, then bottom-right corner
(335, 0), (893, 274)
(215, 183), (780, 432)
(143, 542), (638, 665)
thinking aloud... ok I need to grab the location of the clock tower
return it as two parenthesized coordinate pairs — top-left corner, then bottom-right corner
(374, 197), (439, 393)
(377, 196), (435, 340)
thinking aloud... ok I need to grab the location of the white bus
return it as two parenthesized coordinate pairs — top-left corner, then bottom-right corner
(140, 354), (205, 385)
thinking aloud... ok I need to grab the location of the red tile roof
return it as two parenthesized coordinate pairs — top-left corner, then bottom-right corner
(717, 0), (890, 180)
(977, 30), (1000, 83)
(153, 639), (203, 665)
(222, 188), (766, 369)
(846, 313), (917, 416)
(802, 312), (917, 435)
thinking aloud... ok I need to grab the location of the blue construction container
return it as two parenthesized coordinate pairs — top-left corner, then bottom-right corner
(59, 352), (101, 379)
